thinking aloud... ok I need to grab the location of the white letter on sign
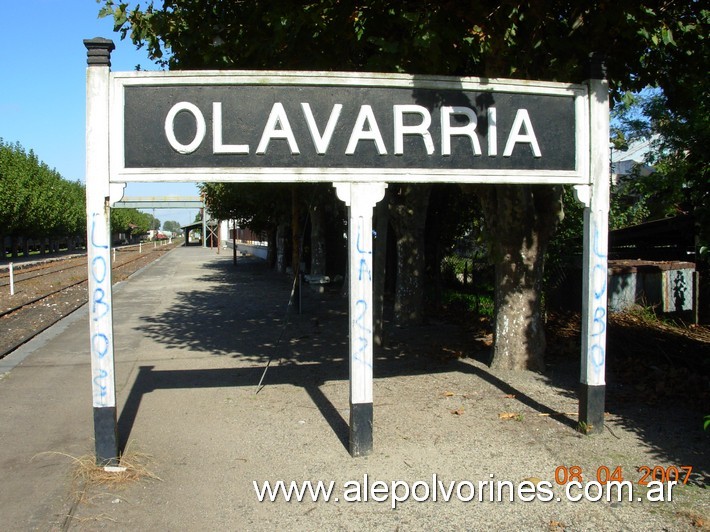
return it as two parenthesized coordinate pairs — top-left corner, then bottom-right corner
(503, 109), (541, 157)
(393, 105), (434, 155)
(441, 107), (482, 156)
(165, 102), (206, 154)
(213, 102), (249, 154)
(487, 107), (498, 156)
(302, 103), (342, 155)
(256, 102), (300, 154)
(346, 105), (387, 155)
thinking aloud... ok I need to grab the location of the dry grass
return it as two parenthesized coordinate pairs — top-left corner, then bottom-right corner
(32, 446), (162, 527)
(35, 445), (162, 491)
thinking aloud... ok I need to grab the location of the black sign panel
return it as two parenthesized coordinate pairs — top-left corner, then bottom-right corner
(122, 84), (577, 172)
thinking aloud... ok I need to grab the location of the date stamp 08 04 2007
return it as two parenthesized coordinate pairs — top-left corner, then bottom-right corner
(554, 465), (694, 487)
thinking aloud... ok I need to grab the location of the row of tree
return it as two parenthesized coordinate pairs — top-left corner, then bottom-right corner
(100, 0), (708, 370)
(0, 139), (85, 254)
(1, 139), (172, 256)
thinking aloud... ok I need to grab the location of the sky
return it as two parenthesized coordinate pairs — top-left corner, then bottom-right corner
(0, 0), (200, 227)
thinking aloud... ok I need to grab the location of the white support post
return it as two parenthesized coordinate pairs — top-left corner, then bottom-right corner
(202, 209), (207, 248)
(84, 38), (119, 465)
(579, 56), (610, 434)
(335, 182), (387, 456)
(9, 263), (14, 296)
(10, 262), (15, 296)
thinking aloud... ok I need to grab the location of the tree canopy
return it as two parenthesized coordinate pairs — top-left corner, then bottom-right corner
(612, 87), (709, 251)
(199, 182), (291, 235)
(110, 207), (157, 236)
(163, 220), (182, 233)
(0, 139), (86, 241)
(102, 1), (706, 99)
(99, 0), (708, 368)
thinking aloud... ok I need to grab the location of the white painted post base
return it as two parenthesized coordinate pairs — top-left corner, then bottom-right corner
(335, 182), (387, 456)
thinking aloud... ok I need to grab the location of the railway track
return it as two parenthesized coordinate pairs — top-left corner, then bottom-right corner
(0, 243), (153, 288)
(0, 257), (86, 288)
(0, 242), (179, 360)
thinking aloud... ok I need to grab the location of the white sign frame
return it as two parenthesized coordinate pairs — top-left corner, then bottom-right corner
(109, 70), (590, 185)
(86, 37), (608, 463)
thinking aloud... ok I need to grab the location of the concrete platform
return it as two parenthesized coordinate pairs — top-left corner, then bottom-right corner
(0, 246), (707, 530)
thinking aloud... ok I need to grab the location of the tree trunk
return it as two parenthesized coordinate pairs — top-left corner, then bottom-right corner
(266, 227), (277, 269)
(291, 186), (301, 278)
(309, 203), (326, 276)
(476, 184), (563, 371)
(389, 184), (431, 327)
(424, 185), (453, 310)
(276, 222), (288, 274)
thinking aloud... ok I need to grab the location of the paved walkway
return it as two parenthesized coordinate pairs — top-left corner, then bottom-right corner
(0, 247), (706, 530)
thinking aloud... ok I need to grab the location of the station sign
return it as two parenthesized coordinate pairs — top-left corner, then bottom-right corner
(110, 71), (589, 184)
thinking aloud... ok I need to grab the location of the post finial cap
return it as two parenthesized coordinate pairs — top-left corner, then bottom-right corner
(84, 38), (115, 67)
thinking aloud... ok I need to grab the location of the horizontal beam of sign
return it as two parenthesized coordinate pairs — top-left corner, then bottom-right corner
(110, 71), (590, 184)
(112, 196), (204, 209)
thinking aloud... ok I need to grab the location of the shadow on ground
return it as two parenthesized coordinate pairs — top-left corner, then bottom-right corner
(127, 255), (708, 486)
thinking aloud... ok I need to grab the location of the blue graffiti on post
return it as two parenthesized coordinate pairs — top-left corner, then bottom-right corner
(92, 332), (109, 359)
(90, 213), (109, 250)
(353, 216), (373, 370)
(92, 285), (110, 320)
(589, 220), (607, 377)
(356, 218), (373, 281)
(90, 211), (112, 406)
(353, 299), (373, 368)
(93, 369), (109, 398)
(356, 218), (370, 255)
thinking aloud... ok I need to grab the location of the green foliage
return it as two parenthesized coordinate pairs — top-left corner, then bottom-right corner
(149, 216), (161, 231)
(200, 182), (291, 235)
(98, 1), (708, 368)
(162, 220), (181, 233)
(576, 421), (593, 435)
(97, 2), (708, 219)
(110, 208), (155, 236)
(98, 1), (707, 104)
(546, 181), (652, 270)
(442, 289), (494, 319)
(0, 139), (86, 240)
(612, 85), (709, 254)
(98, 0), (708, 256)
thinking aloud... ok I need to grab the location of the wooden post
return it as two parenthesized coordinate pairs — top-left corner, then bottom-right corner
(335, 182), (387, 456)
(578, 55), (610, 434)
(84, 38), (119, 465)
